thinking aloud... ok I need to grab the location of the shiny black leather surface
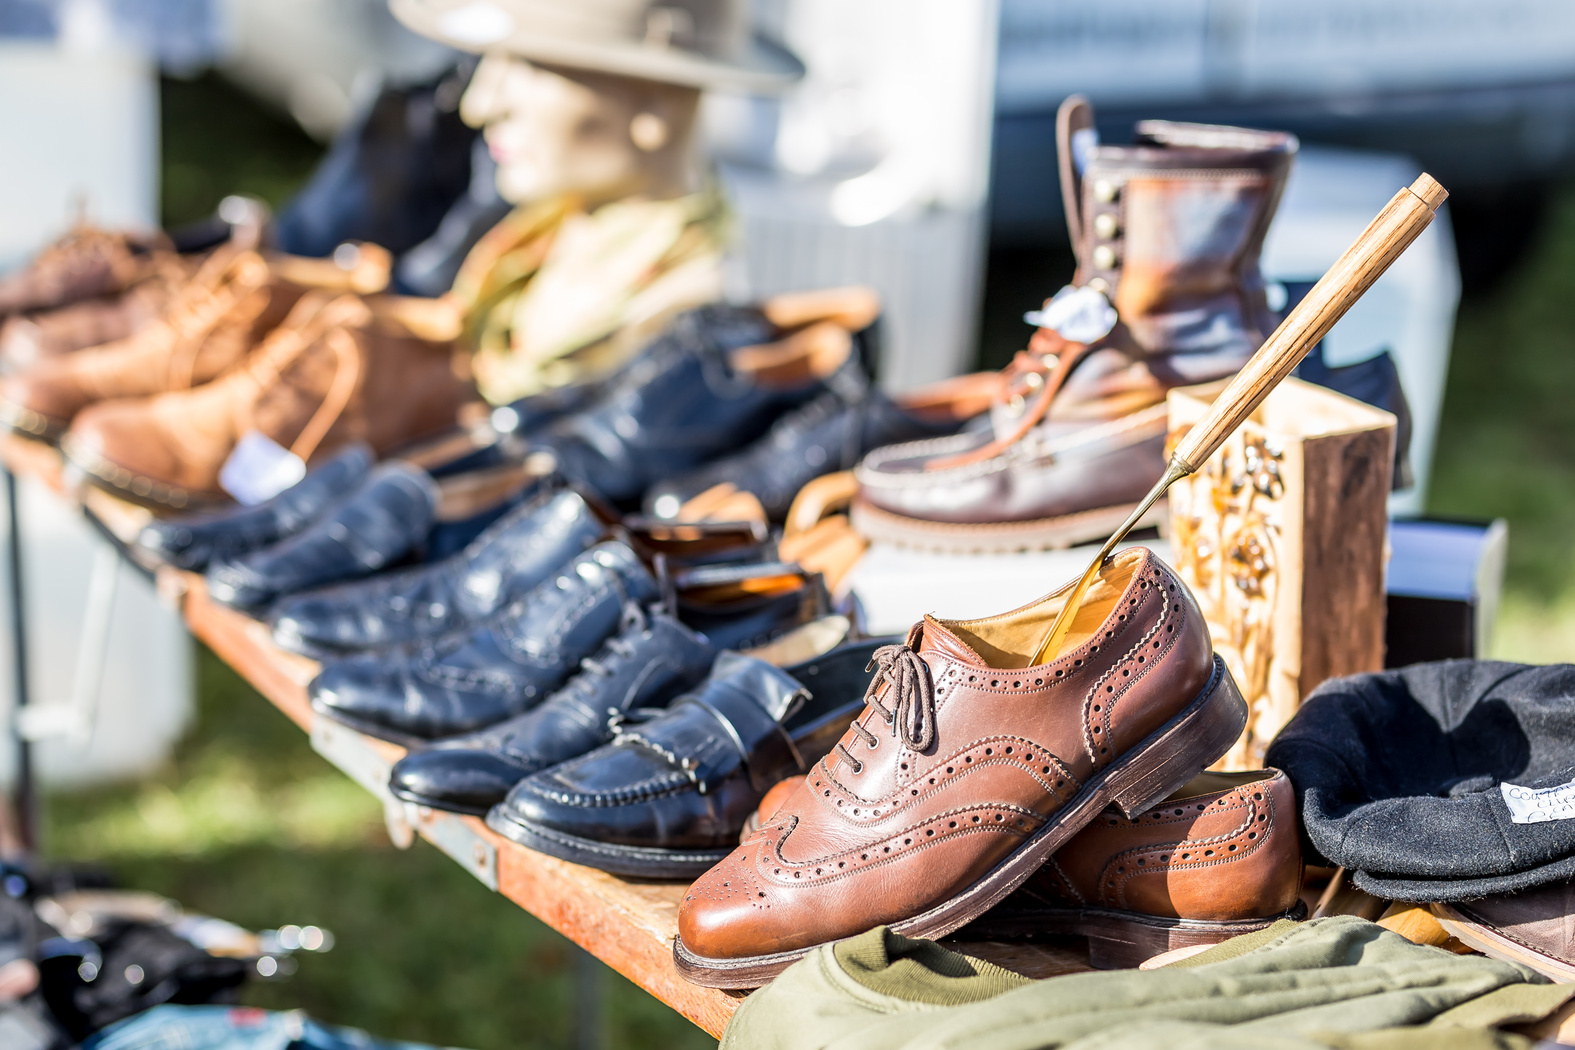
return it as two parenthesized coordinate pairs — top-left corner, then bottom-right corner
(534, 305), (819, 506)
(644, 366), (966, 520)
(386, 610), (716, 814)
(487, 640), (885, 869)
(308, 541), (658, 743)
(205, 462), (436, 613)
(135, 444), (373, 571)
(270, 486), (604, 656)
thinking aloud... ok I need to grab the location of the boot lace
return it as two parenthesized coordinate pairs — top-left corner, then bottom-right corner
(834, 644), (935, 773)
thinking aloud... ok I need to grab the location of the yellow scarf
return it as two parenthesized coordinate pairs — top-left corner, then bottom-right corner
(449, 191), (725, 405)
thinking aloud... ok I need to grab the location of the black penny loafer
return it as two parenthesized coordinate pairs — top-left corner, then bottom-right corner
(269, 485), (604, 657)
(486, 637), (889, 878)
(387, 609), (716, 815)
(134, 443), (373, 570)
(308, 541), (659, 745)
(534, 304), (857, 507)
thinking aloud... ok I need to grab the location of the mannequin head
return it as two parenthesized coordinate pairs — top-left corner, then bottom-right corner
(462, 53), (702, 204)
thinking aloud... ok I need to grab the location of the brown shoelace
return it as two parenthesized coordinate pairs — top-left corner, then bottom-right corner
(835, 643), (935, 773)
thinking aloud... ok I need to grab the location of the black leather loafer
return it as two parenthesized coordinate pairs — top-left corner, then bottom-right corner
(269, 486), (604, 657)
(387, 609), (716, 815)
(206, 462), (437, 613)
(135, 443), (373, 570)
(486, 638), (888, 878)
(535, 305), (835, 507)
(308, 541), (659, 745)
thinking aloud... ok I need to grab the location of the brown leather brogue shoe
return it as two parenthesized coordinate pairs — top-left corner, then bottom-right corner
(851, 97), (1297, 552)
(0, 244), (392, 443)
(0, 253), (191, 369)
(675, 546), (1248, 987)
(962, 768), (1305, 968)
(61, 293), (472, 508)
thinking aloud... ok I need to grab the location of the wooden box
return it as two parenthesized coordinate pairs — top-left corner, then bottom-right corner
(1167, 377), (1396, 770)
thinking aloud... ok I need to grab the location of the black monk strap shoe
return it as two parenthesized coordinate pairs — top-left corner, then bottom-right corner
(387, 608), (717, 816)
(205, 459), (545, 614)
(269, 485), (604, 657)
(308, 541), (659, 745)
(532, 304), (855, 507)
(486, 637), (889, 879)
(135, 443), (373, 571)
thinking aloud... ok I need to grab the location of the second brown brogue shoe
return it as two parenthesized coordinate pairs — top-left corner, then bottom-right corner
(962, 768), (1305, 968)
(675, 546), (1248, 987)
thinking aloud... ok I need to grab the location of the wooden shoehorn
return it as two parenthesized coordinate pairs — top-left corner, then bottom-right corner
(1028, 173), (1449, 666)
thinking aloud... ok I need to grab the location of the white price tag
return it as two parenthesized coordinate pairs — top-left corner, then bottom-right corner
(219, 431), (307, 505)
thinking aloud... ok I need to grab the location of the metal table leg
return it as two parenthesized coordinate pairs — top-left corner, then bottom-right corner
(5, 469), (32, 853)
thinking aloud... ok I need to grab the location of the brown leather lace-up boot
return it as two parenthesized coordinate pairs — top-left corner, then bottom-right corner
(0, 254), (192, 369)
(675, 546), (1248, 987)
(0, 245), (392, 443)
(964, 768), (1305, 967)
(61, 293), (472, 508)
(852, 97), (1297, 552)
(0, 223), (170, 317)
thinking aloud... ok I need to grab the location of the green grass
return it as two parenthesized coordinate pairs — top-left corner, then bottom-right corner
(44, 650), (713, 1050)
(1429, 188), (1575, 664)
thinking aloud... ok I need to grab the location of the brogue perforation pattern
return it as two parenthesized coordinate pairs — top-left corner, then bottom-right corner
(757, 803), (1044, 888)
(1094, 784), (1277, 909)
(1082, 567), (1180, 769)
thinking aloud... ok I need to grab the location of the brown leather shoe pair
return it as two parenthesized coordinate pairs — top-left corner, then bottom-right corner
(744, 766), (1305, 971)
(676, 546), (1258, 987)
(59, 289), (473, 509)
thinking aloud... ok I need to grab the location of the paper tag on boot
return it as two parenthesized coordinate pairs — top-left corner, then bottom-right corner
(219, 431), (307, 505)
(1502, 778), (1575, 823)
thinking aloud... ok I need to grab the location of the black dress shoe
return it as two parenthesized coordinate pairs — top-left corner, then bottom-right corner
(486, 638), (888, 878)
(206, 462), (437, 613)
(308, 541), (659, 745)
(134, 444), (373, 570)
(205, 460), (546, 614)
(534, 304), (838, 507)
(269, 486), (604, 657)
(387, 609), (716, 815)
(644, 368), (975, 521)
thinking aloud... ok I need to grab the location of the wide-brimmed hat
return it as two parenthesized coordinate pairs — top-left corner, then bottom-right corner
(391, 0), (803, 93)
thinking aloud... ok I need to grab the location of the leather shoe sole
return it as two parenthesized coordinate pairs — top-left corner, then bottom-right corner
(0, 397), (67, 444)
(484, 811), (735, 880)
(673, 654), (1247, 988)
(849, 496), (1169, 554)
(960, 898), (1309, 970)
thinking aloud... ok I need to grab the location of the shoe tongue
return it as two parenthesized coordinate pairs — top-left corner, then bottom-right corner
(917, 615), (988, 668)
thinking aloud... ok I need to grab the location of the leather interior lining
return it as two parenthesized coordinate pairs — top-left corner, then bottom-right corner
(1165, 770), (1275, 801)
(728, 321), (851, 389)
(433, 462), (536, 521)
(940, 550), (1142, 668)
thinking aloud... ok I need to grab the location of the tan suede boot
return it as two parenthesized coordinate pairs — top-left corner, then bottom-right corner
(62, 294), (474, 509)
(0, 244), (392, 442)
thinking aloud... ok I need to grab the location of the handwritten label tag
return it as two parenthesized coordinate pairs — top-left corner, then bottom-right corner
(219, 431), (306, 506)
(1502, 779), (1575, 824)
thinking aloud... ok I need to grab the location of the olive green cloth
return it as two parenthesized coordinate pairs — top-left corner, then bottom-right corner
(719, 916), (1574, 1050)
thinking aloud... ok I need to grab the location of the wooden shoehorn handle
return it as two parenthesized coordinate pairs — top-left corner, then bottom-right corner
(1171, 173), (1447, 473)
